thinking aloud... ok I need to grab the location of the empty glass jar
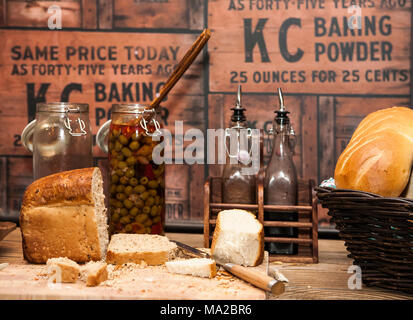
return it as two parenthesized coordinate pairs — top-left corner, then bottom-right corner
(21, 102), (93, 180)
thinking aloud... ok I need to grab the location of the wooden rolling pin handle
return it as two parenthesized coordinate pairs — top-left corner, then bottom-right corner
(223, 263), (285, 296)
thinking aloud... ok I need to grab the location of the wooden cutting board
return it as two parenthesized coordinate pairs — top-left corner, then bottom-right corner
(0, 254), (268, 300)
(0, 222), (16, 242)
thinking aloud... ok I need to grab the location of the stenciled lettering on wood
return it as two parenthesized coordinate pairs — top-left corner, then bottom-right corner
(209, 0), (410, 94)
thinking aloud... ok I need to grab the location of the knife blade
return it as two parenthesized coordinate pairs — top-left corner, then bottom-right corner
(171, 240), (285, 296)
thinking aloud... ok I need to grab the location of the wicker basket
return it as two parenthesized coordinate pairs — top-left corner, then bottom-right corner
(316, 187), (413, 294)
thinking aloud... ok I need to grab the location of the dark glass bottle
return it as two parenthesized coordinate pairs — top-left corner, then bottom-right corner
(222, 85), (256, 204)
(264, 88), (298, 255)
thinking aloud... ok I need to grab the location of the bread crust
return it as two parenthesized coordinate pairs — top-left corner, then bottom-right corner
(335, 107), (413, 197)
(21, 167), (96, 208)
(20, 167), (104, 263)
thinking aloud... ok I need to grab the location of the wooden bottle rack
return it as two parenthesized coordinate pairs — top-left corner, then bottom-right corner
(203, 173), (319, 263)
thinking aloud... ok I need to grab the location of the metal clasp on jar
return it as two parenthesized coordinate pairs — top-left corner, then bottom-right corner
(140, 110), (162, 137)
(63, 106), (87, 137)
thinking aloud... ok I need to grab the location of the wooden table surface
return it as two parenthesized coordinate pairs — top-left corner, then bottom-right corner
(1, 229), (412, 300)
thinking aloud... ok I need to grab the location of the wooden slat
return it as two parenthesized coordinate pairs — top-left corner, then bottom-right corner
(264, 237), (313, 244)
(81, 0), (97, 29)
(98, 0), (113, 29)
(318, 96), (335, 182)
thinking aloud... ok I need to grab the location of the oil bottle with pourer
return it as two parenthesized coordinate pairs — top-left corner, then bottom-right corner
(221, 85), (256, 205)
(264, 88), (298, 255)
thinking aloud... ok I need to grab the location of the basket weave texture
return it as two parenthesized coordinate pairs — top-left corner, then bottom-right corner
(316, 187), (413, 294)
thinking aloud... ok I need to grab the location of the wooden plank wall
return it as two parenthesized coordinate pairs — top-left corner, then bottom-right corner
(0, 0), (411, 230)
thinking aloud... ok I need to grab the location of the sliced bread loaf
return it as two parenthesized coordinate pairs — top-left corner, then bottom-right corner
(211, 209), (264, 267)
(46, 257), (80, 283)
(20, 167), (109, 263)
(106, 234), (178, 265)
(165, 258), (217, 278)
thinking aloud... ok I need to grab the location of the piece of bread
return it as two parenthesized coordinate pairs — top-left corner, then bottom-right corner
(46, 257), (80, 283)
(106, 234), (178, 265)
(165, 258), (217, 278)
(83, 261), (108, 287)
(211, 209), (264, 267)
(335, 107), (413, 197)
(20, 167), (109, 263)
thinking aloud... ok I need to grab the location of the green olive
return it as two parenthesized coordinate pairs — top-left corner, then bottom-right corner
(129, 207), (139, 216)
(119, 135), (129, 145)
(112, 129), (120, 137)
(148, 180), (159, 189)
(134, 185), (146, 194)
(116, 185), (125, 193)
(116, 193), (126, 201)
(125, 168), (135, 178)
(140, 191), (149, 201)
(143, 218), (152, 227)
(131, 132), (140, 141)
(123, 199), (133, 209)
(120, 216), (131, 225)
(116, 168), (124, 177)
(109, 133), (116, 142)
(111, 213), (120, 222)
(150, 206), (158, 216)
(118, 161), (127, 169)
(109, 198), (117, 206)
(124, 224), (133, 232)
(142, 206), (151, 214)
(126, 156), (137, 166)
(114, 200), (124, 208)
(124, 186), (133, 196)
(121, 147), (132, 158)
(111, 174), (119, 184)
(129, 141), (140, 151)
(120, 208), (129, 216)
(135, 199), (144, 208)
(145, 197), (155, 207)
(110, 158), (119, 167)
(109, 185), (117, 195)
(135, 214), (147, 224)
(116, 153), (125, 161)
(129, 177), (138, 186)
(153, 216), (161, 224)
(115, 141), (122, 151)
(154, 196), (161, 205)
(120, 176), (129, 185)
(153, 169), (161, 177)
(108, 142), (115, 151)
(148, 189), (157, 197)
(140, 177), (149, 185)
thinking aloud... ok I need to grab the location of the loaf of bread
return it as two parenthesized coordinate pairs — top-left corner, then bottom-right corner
(165, 258), (217, 278)
(20, 167), (109, 263)
(335, 107), (413, 197)
(106, 234), (178, 265)
(211, 209), (264, 267)
(46, 257), (80, 283)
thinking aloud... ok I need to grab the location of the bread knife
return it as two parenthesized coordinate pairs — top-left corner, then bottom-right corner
(171, 240), (285, 296)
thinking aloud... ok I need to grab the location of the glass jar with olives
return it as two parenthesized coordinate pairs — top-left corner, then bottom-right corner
(97, 104), (164, 236)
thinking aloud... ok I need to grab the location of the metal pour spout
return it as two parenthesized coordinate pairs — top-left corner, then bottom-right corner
(278, 88), (285, 112)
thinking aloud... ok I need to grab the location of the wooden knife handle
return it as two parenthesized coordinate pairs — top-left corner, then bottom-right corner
(223, 263), (285, 296)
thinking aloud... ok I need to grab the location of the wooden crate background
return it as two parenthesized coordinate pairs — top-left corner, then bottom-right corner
(0, 0), (411, 231)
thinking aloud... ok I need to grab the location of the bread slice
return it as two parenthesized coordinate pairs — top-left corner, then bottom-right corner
(20, 167), (109, 263)
(83, 261), (108, 287)
(166, 258), (217, 278)
(211, 210), (264, 267)
(46, 257), (80, 283)
(106, 234), (177, 266)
